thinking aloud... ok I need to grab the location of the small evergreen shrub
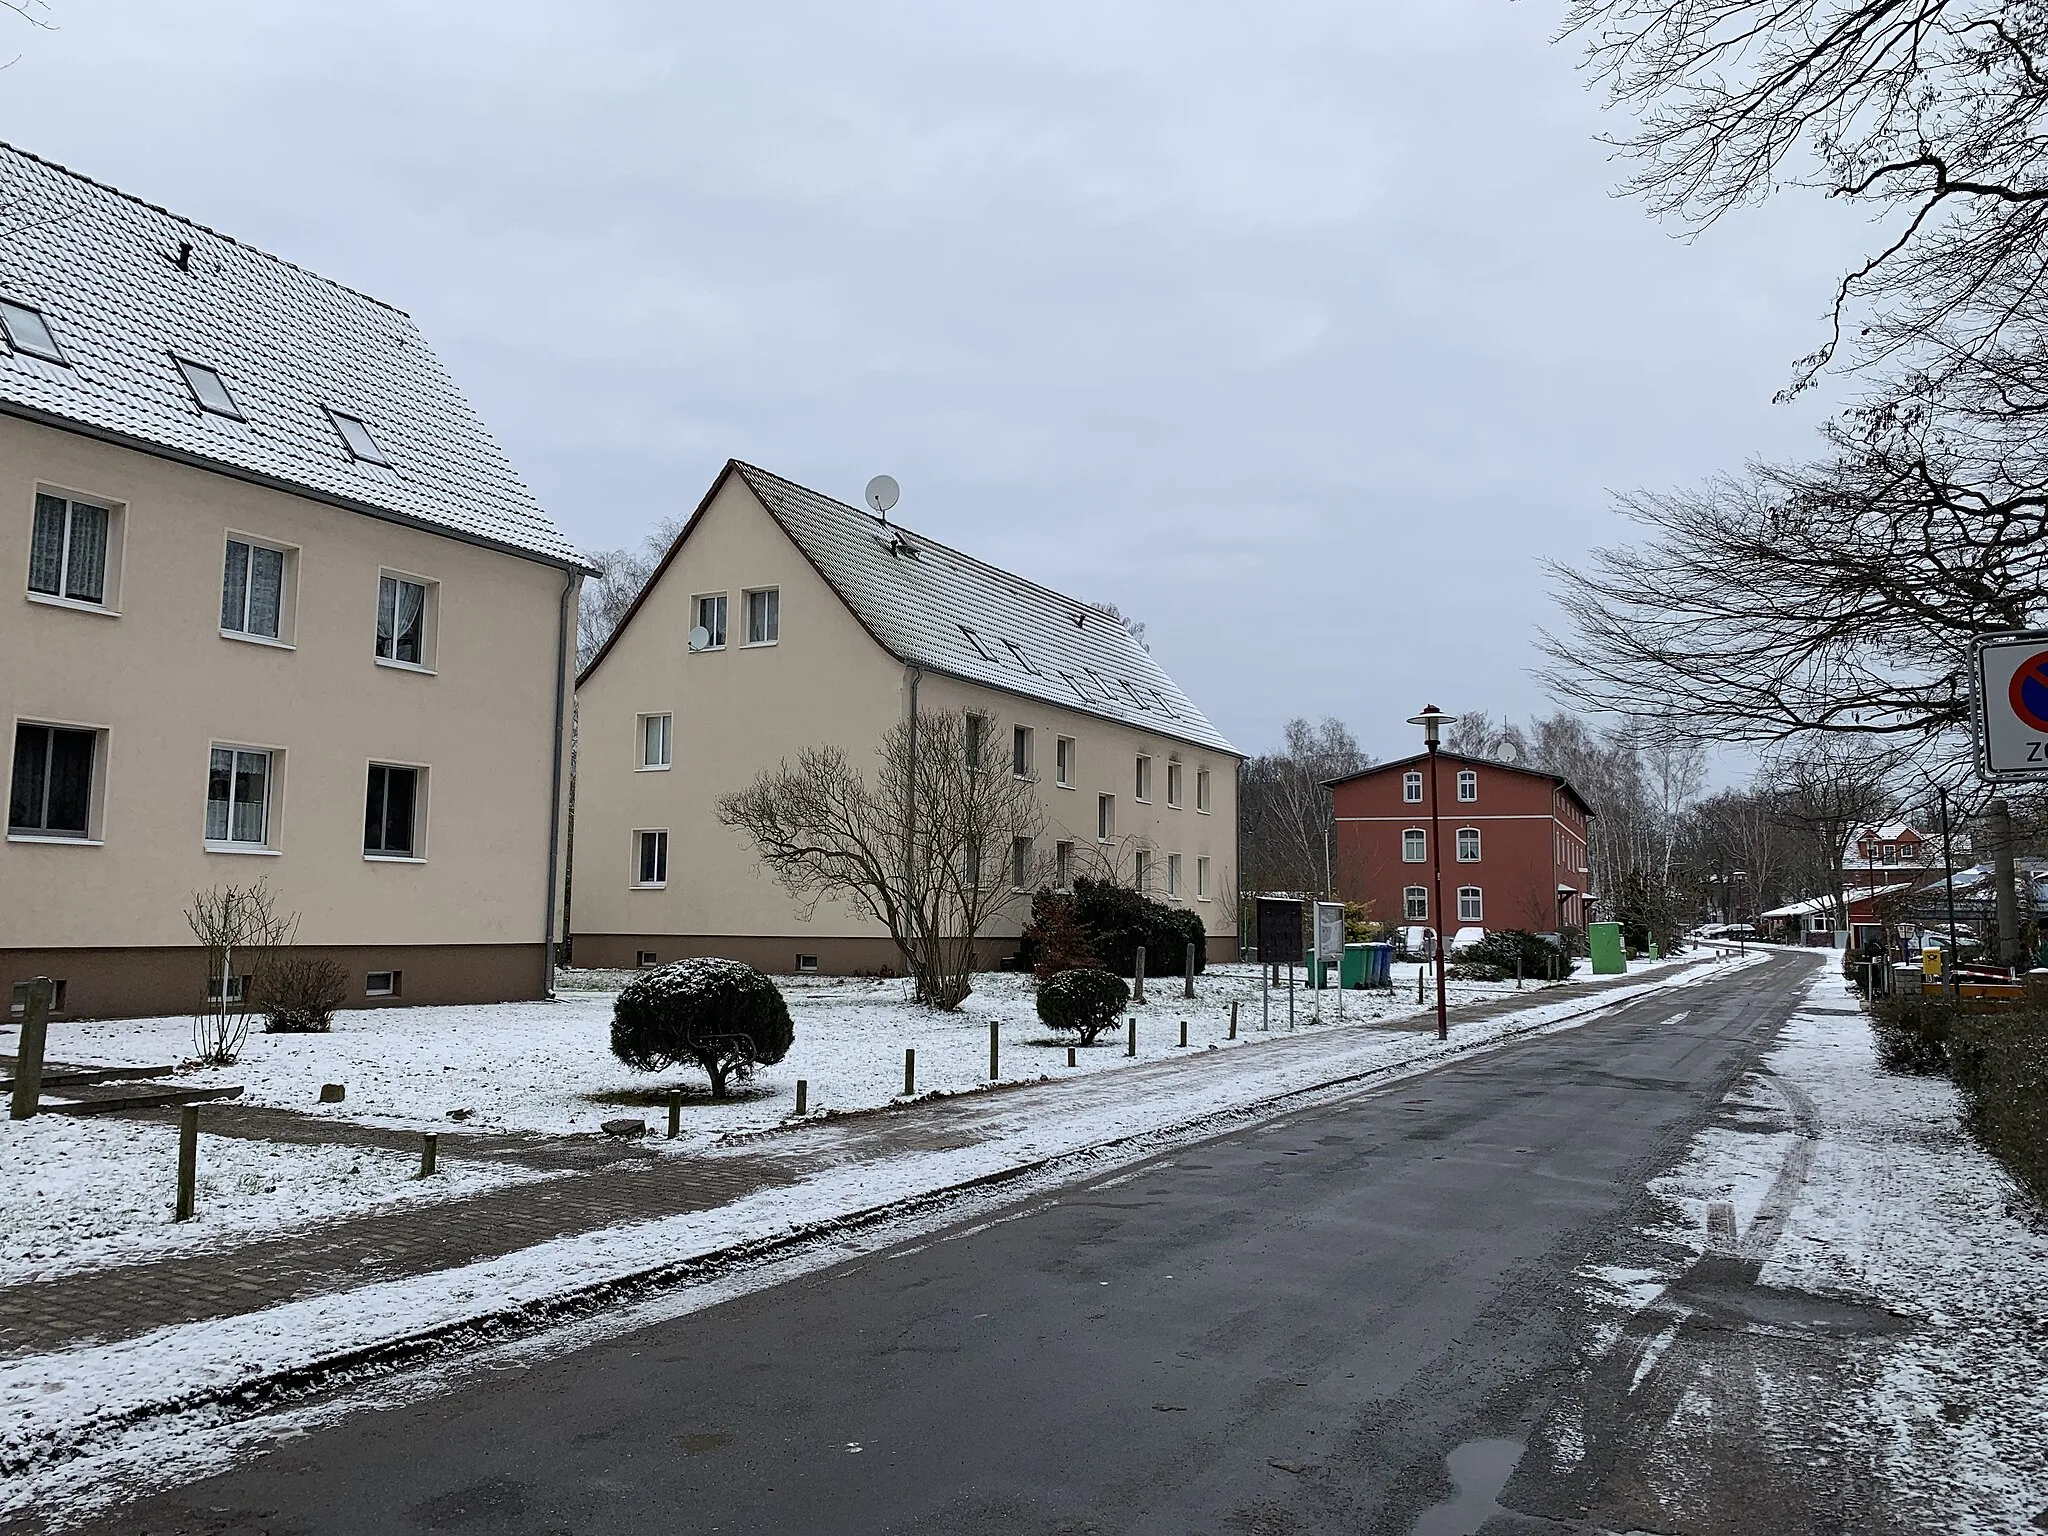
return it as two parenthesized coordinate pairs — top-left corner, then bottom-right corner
(1868, 992), (1950, 1075)
(1067, 878), (1207, 978)
(1037, 968), (1132, 1045)
(1462, 929), (1576, 981)
(612, 958), (795, 1099)
(261, 956), (349, 1033)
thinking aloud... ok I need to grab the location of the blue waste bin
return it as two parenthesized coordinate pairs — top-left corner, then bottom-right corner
(1362, 942), (1393, 987)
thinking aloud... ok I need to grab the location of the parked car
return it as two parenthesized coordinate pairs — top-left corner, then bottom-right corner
(1450, 926), (1488, 954)
(1398, 926), (1437, 960)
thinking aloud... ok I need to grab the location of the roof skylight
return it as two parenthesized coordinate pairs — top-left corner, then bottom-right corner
(1003, 638), (1040, 675)
(0, 299), (66, 364)
(960, 625), (995, 662)
(174, 357), (244, 419)
(327, 407), (390, 466)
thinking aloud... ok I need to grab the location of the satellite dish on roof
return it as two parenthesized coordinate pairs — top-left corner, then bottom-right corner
(865, 475), (900, 516)
(688, 625), (711, 653)
(1495, 741), (1519, 764)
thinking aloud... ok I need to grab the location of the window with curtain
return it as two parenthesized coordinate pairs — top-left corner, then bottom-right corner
(1011, 836), (1032, 890)
(221, 539), (286, 639)
(376, 574), (428, 665)
(1457, 770), (1478, 802)
(1405, 886), (1429, 919)
(1458, 887), (1483, 922)
(1403, 771), (1423, 803)
(636, 829), (668, 886)
(640, 713), (672, 768)
(1403, 828), (1426, 862)
(745, 587), (779, 644)
(1457, 827), (1481, 862)
(694, 593), (727, 648)
(364, 764), (420, 856)
(28, 493), (109, 605)
(205, 747), (272, 846)
(1167, 853), (1182, 896)
(9, 724), (95, 837)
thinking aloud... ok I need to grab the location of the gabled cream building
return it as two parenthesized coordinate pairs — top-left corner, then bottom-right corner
(573, 462), (1241, 974)
(0, 144), (586, 1018)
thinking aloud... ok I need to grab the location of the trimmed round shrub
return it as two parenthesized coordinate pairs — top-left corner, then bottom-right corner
(1037, 967), (1131, 1046)
(611, 958), (795, 1099)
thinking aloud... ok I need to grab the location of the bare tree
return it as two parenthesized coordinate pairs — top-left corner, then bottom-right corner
(185, 880), (297, 1065)
(717, 708), (1047, 1009)
(1239, 717), (1372, 898)
(1761, 738), (1911, 937)
(577, 516), (684, 670)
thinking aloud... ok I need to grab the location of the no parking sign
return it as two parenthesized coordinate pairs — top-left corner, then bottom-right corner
(1972, 630), (2048, 780)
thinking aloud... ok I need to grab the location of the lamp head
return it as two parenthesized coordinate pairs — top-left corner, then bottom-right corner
(1405, 704), (1450, 746)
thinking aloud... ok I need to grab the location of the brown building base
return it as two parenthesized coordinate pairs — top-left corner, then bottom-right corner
(569, 932), (1241, 975)
(2, 944), (549, 1022)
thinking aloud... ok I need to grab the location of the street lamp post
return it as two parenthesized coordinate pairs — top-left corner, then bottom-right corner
(1408, 705), (1451, 1042)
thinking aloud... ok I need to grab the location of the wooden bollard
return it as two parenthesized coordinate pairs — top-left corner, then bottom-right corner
(989, 1020), (999, 1081)
(175, 1105), (200, 1221)
(9, 976), (51, 1121)
(904, 1047), (916, 1096)
(795, 1079), (808, 1115)
(419, 1132), (438, 1178)
(1067, 1046), (1076, 1067)
(1183, 942), (1196, 999)
(1178, 1018), (1188, 1048)
(667, 1091), (682, 1139)
(1229, 999), (1238, 1040)
(1134, 946), (1146, 1004)
(1127, 1017), (1137, 1058)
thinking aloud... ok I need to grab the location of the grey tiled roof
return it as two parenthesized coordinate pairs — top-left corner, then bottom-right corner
(733, 463), (1238, 756)
(0, 142), (582, 567)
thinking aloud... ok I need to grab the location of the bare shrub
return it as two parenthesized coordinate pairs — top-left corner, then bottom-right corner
(262, 955), (348, 1034)
(185, 880), (296, 1064)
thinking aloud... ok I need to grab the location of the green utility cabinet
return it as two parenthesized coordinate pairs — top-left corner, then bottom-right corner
(1589, 922), (1627, 975)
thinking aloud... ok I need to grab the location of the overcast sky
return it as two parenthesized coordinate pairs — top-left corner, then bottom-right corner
(1, 1), (1867, 762)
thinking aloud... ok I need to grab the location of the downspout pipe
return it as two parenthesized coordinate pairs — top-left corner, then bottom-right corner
(904, 663), (922, 946)
(542, 568), (577, 995)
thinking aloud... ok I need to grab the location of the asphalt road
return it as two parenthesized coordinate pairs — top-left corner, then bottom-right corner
(89, 952), (1850, 1536)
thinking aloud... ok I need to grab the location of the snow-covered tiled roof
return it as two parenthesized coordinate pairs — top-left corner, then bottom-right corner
(0, 142), (582, 568)
(730, 463), (1237, 756)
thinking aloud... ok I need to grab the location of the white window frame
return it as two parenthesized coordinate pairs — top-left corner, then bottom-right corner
(959, 624), (995, 662)
(1403, 770), (1424, 803)
(0, 297), (66, 364)
(26, 489), (122, 616)
(1196, 855), (1210, 900)
(638, 713), (673, 770)
(693, 592), (728, 650)
(1012, 724), (1034, 780)
(365, 970), (401, 998)
(965, 713), (988, 770)
(363, 761), (428, 862)
(1134, 848), (1151, 892)
(374, 570), (437, 673)
(1055, 839), (1073, 890)
(1166, 851), (1182, 897)
(1458, 886), (1483, 923)
(1166, 761), (1183, 808)
(219, 533), (296, 648)
(1402, 828), (1426, 863)
(1010, 835), (1032, 891)
(1056, 735), (1076, 788)
(1196, 766), (1211, 813)
(173, 356), (244, 420)
(1098, 793), (1115, 843)
(1134, 754), (1152, 803)
(7, 719), (106, 844)
(1456, 827), (1481, 863)
(325, 406), (390, 466)
(204, 744), (280, 854)
(633, 828), (669, 888)
(1405, 886), (1429, 920)
(1456, 769), (1478, 803)
(743, 586), (780, 646)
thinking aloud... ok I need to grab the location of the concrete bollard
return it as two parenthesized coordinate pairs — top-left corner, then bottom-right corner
(795, 1079), (808, 1116)
(904, 1047), (916, 1096)
(1183, 942), (1196, 999)
(1067, 1046), (1076, 1067)
(175, 1106), (200, 1220)
(1229, 999), (1238, 1040)
(9, 976), (51, 1121)
(667, 1090), (682, 1139)
(1178, 1018), (1188, 1048)
(1134, 946), (1146, 1004)
(1516, 951), (1523, 991)
(419, 1132), (438, 1178)
(990, 1020), (999, 1081)
(1127, 1017), (1137, 1058)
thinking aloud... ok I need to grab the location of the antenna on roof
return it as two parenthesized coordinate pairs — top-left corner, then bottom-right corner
(865, 475), (899, 520)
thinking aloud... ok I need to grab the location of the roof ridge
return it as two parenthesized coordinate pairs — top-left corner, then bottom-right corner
(0, 140), (411, 319)
(730, 460), (1132, 630)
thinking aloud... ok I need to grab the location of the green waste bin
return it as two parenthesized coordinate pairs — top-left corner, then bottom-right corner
(1341, 943), (1367, 989)
(1589, 922), (1627, 975)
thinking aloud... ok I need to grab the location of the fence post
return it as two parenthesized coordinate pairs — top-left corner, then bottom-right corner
(989, 1021), (999, 1081)
(668, 1090), (682, 1139)
(795, 1079), (808, 1115)
(904, 1047), (916, 1096)
(1229, 999), (1238, 1040)
(8, 977), (51, 1121)
(1127, 1017), (1137, 1058)
(1178, 1018), (1187, 1048)
(419, 1132), (438, 1177)
(175, 1106), (200, 1221)
(1516, 951), (1523, 991)
(1134, 947), (1146, 1004)
(1183, 942), (1196, 999)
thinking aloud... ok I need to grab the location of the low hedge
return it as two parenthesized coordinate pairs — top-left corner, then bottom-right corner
(1869, 992), (2048, 1207)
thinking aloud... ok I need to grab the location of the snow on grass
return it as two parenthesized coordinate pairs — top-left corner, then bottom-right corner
(38, 960), (1664, 1148)
(0, 1113), (549, 1285)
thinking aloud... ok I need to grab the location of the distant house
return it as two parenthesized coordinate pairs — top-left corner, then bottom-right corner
(1328, 752), (1594, 936)
(1758, 883), (1920, 949)
(0, 143), (586, 1019)
(571, 461), (1241, 973)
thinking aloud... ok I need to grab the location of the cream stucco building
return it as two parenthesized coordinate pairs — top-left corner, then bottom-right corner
(0, 144), (585, 1019)
(572, 462), (1241, 974)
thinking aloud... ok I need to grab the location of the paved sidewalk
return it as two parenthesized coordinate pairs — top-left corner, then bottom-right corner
(0, 962), (1701, 1362)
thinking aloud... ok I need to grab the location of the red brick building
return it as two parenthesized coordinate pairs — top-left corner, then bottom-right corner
(1330, 753), (1595, 936)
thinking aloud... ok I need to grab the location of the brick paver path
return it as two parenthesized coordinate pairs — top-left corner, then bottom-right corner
(0, 962), (1700, 1360)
